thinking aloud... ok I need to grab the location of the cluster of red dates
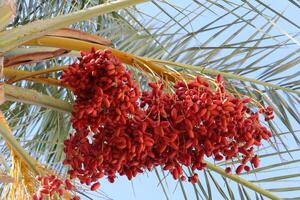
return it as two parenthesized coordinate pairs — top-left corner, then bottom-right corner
(32, 175), (79, 200)
(33, 48), (274, 200)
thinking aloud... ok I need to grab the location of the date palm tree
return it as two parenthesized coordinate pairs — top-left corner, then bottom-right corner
(0, 0), (299, 199)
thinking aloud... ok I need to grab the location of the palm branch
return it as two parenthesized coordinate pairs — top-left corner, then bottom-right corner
(0, 0), (299, 199)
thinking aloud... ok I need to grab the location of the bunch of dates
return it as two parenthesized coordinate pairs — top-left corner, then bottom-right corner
(43, 48), (274, 200)
(32, 175), (79, 200)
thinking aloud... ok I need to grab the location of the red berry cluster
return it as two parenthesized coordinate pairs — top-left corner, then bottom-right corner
(61, 48), (141, 130)
(140, 76), (273, 178)
(60, 49), (273, 193)
(32, 175), (79, 200)
(61, 48), (151, 189)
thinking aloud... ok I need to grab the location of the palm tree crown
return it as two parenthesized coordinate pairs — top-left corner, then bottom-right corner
(0, 0), (299, 199)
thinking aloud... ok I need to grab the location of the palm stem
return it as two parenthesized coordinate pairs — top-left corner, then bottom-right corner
(4, 67), (66, 85)
(24, 36), (176, 80)
(152, 59), (300, 96)
(24, 36), (300, 96)
(24, 77), (62, 87)
(0, 112), (39, 174)
(3, 84), (72, 113)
